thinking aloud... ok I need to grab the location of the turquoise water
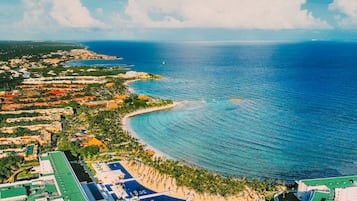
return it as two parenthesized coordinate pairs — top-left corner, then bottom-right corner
(73, 41), (357, 181)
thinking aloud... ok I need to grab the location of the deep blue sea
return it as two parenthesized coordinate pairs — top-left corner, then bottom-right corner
(70, 41), (357, 182)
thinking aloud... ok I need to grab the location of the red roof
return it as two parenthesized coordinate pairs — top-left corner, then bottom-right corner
(45, 90), (64, 95)
(5, 94), (14, 99)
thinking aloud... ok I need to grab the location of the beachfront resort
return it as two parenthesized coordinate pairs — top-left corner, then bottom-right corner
(1, 41), (356, 201)
(0, 151), (186, 201)
(0, 41), (185, 201)
(273, 176), (357, 201)
(2, 150), (356, 201)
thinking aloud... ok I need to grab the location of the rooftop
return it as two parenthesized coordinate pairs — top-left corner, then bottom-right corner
(0, 177), (59, 201)
(41, 151), (88, 201)
(0, 151), (89, 201)
(0, 186), (27, 199)
(301, 175), (357, 187)
(300, 175), (357, 201)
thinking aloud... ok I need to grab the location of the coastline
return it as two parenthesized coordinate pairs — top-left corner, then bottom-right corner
(124, 79), (140, 86)
(123, 79), (139, 93)
(119, 99), (264, 201)
(121, 102), (181, 158)
(120, 160), (261, 201)
(1, 42), (269, 201)
(72, 50), (266, 200)
(122, 78), (182, 158)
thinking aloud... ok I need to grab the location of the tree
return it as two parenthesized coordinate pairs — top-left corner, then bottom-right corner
(81, 145), (100, 157)
(0, 152), (23, 183)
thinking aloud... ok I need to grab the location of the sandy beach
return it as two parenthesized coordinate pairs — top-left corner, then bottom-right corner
(119, 102), (262, 201)
(121, 101), (181, 158)
(120, 79), (262, 200)
(124, 79), (140, 85)
(123, 79), (139, 93)
(120, 160), (261, 201)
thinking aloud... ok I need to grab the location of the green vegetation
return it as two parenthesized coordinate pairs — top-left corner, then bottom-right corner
(58, 141), (93, 159)
(0, 41), (279, 198)
(18, 101), (80, 110)
(153, 159), (247, 195)
(0, 152), (23, 183)
(16, 168), (39, 181)
(0, 72), (24, 90)
(0, 119), (53, 127)
(64, 65), (128, 76)
(0, 112), (41, 119)
(0, 144), (23, 150)
(59, 84), (276, 197)
(0, 127), (39, 138)
(0, 41), (82, 61)
(81, 145), (100, 157)
(28, 66), (66, 77)
(82, 78), (128, 100)
(28, 65), (128, 77)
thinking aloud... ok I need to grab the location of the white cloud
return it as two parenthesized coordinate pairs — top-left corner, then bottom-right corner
(329, 0), (357, 27)
(20, 0), (52, 30)
(96, 8), (104, 16)
(118, 0), (330, 29)
(19, 0), (103, 29)
(50, 0), (104, 28)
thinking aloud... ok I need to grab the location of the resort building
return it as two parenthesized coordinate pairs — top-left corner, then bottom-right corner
(296, 175), (357, 201)
(0, 151), (184, 201)
(0, 151), (89, 201)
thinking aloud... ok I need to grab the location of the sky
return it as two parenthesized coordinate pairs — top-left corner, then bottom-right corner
(1, 0), (357, 41)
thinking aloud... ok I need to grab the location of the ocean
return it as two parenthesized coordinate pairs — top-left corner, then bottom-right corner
(70, 41), (357, 182)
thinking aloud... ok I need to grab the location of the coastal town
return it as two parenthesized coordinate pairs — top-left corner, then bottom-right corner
(0, 41), (355, 201)
(0, 41), (188, 201)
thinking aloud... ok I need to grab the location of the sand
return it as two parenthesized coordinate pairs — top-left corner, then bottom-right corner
(123, 79), (139, 93)
(120, 79), (262, 200)
(120, 160), (262, 201)
(121, 101), (181, 158)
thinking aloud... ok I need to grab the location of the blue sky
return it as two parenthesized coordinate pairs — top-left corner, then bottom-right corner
(1, 0), (357, 41)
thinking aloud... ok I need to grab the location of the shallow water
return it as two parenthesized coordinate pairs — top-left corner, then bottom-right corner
(74, 41), (357, 181)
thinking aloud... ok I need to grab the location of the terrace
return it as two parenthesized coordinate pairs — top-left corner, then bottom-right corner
(297, 175), (357, 201)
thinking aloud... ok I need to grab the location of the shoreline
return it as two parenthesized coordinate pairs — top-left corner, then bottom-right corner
(120, 160), (261, 201)
(119, 100), (265, 201)
(123, 79), (139, 93)
(121, 102), (181, 158)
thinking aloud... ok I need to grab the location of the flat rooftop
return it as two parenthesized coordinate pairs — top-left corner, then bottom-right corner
(0, 151), (88, 201)
(300, 175), (357, 201)
(0, 178), (59, 201)
(41, 151), (88, 201)
(0, 186), (27, 199)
